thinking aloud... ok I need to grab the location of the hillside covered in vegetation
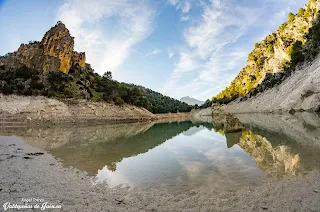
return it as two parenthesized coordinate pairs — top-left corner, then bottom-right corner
(0, 22), (192, 114)
(213, 0), (320, 104)
(123, 83), (192, 114)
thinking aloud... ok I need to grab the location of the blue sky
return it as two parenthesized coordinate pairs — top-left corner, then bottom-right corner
(0, 0), (308, 100)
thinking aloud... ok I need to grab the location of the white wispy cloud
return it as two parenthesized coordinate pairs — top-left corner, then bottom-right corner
(168, 50), (175, 58)
(163, 0), (258, 99)
(184, 3), (257, 59)
(57, 0), (155, 74)
(146, 48), (162, 56)
(181, 15), (190, 21)
(168, 0), (192, 13)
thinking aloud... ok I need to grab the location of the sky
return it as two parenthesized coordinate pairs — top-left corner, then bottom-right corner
(0, 0), (309, 101)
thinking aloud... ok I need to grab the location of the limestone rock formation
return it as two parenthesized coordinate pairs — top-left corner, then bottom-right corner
(0, 22), (89, 74)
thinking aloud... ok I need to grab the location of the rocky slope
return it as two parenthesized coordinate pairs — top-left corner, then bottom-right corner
(222, 53), (320, 113)
(0, 94), (155, 124)
(0, 94), (191, 124)
(213, 0), (320, 109)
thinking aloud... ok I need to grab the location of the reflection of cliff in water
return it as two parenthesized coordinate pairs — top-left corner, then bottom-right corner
(210, 113), (320, 178)
(238, 130), (300, 178)
(4, 121), (197, 175)
(217, 130), (300, 178)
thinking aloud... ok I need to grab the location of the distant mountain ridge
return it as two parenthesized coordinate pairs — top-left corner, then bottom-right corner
(180, 96), (204, 106)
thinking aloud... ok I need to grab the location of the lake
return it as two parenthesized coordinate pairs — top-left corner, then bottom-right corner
(2, 112), (320, 194)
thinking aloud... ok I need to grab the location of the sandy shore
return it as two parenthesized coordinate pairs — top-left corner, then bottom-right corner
(0, 135), (319, 212)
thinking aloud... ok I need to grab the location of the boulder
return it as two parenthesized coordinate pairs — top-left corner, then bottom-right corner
(289, 108), (296, 115)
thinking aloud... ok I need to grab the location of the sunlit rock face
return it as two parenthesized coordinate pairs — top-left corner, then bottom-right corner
(1, 22), (88, 74)
(41, 23), (74, 73)
(238, 130), (300, 178)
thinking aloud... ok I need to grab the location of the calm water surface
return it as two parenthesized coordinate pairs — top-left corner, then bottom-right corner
(3, 113), (320, 193)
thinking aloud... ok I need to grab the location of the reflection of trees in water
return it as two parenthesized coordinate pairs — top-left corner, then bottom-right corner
(49, 121), (198, 174)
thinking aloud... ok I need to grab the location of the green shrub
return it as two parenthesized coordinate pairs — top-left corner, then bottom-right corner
(115, 97), (125, 106)
(267, 44), (274, 54)
(288, 12), (295, 22)
(298, 8), (305, 17)
(15, 66), (36, 79)
(287, 41), (303, 66)
(48, 71), (69, 84)
(91, 92), (104, 102)
(2, 84), (13, 94)
(30, 81), (44, 90)
(48, 90), (58, 97)
(311, 22), (320, 44)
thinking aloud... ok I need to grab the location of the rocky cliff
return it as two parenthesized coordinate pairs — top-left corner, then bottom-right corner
(0, 22), (89, 74)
